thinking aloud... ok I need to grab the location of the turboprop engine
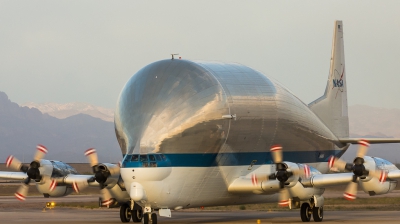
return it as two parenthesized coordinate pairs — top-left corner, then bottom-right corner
(5, 145), (79, 199)
(359, 156), (398, 195)
(228, 145), (325, 208)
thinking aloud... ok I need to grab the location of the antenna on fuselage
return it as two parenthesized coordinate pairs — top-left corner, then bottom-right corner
(171, 53), (179, 60)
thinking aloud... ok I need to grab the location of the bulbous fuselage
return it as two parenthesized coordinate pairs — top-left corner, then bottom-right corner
(115, 59), (342, 167)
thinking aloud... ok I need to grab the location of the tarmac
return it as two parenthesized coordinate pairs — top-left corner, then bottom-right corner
(1, 195), (400, 224)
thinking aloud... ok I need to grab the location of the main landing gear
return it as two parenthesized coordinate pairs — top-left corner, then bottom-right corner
(119, 202), (157, 224)
(300, 202), (323, 222)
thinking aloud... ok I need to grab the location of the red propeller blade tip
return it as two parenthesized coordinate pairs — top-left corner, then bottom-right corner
(278, 200), (289, 207)
(343, 192), (356, 200)
(251, 174), (258, 186)
(270, 145), (282, 152)
(328, 156), (335, 169)
(379, 170), (388, 183)
(102, 198), (114, 206)
(6, 155), (14, 168)
(15, 192), (26, 201)
(358, 139), (370, 147)
(84, 148), (96, 156)
(37, 145), (48, 154)
(49, 180), (57, 191)
(304, 165), (311, 179)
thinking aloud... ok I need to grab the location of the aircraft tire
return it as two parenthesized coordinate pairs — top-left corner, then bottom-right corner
(312, 206), (323, 222)
(142, 213), (150, 224)
(300, 203), (311, 222)
(151, 213), (157, 224)
(132, 209), (143, 222)
(120, 204), (132, 223)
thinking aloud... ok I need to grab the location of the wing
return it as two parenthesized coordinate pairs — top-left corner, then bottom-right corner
(339, 138), (400, 144)
(0, 171), (27, 180)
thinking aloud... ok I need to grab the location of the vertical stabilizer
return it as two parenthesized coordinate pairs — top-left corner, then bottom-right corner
(309, 20), (349, 138)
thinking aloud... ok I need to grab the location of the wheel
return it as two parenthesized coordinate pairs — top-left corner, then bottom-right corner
(120, 204), (132, 223)
(142, 213), (150, 224)
(132, 209), (143, 222)
(313, 206), (323, 222)
(151, 213), (157, 224)
(300, 203), (311, 222)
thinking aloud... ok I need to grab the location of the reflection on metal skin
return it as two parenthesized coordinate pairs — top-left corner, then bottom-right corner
(115, 59), (342, 165)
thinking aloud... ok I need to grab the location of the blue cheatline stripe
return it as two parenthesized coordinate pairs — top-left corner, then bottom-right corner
(122, 150), (341, 168)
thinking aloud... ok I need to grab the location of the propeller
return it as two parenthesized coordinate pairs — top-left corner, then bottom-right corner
(5, 145), (56, 201)
(328, 139), (387, 200)
(72, 148), (119, 206)
(252, 145), (311, 207)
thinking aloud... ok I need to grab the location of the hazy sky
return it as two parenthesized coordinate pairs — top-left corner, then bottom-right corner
(0, 1), (399, 109)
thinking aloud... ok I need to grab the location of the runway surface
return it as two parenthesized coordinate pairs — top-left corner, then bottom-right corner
(1, 195), (400, 223)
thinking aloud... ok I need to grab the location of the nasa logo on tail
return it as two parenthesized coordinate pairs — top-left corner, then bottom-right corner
(332, 67), (345, 99)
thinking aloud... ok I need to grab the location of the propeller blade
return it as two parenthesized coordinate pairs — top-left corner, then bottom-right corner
(278, 188), (290, 207)
(292, 164), (311, 179)
(85, 148), (98, 167)
(34, 144), (48, 162)
(250, 173), (273, 185)
(72, 181), (89, 193)
(6, 155), (23, 172)
(356, 139), (370, 158)
(343, 180), (358, 200)
(328, 156), (347, 171)
(270, 145), (283, 164)
(49, 179), (58, 192)
(15, 183), (29, 201)
(370, 169), (388, 183)
(100, 188), (114, 206)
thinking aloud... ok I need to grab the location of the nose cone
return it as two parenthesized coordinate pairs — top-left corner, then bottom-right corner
(115, 59), (230, 155)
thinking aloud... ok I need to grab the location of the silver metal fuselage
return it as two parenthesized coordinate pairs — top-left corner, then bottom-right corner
(115, 59), (346, 209)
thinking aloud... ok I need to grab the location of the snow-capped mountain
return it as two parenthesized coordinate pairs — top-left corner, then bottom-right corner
(22, 102), (114, 122)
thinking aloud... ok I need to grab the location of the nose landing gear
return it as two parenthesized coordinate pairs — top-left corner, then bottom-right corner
(120, 202), (144, 223)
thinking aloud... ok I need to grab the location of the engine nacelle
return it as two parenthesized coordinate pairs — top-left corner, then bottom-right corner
(360, 156), (398, 196)
(229, 162), (324, 201)
(98, 163), (120, 188)
(36, 160), (78, 197)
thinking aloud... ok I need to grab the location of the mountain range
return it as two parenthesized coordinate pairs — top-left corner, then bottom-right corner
(22, 102), (114, 122)
(0, 91), (121, 163)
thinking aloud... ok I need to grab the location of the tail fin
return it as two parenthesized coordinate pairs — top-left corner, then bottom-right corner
(309, 20), (349, 138)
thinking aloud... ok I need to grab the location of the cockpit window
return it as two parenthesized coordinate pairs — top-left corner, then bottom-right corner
(149, 155), (156, 161)
(155, 154), (162, 161)
(131, 155), (139, 162)
(140, 155), (148, 162)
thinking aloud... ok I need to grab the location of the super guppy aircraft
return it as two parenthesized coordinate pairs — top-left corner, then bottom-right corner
(3, 20), (400, 223)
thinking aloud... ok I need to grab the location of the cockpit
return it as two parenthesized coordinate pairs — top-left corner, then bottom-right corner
(122, 154), (171, 168)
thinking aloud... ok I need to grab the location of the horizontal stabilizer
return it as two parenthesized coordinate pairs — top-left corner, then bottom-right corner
(339, 138), (400, 144)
